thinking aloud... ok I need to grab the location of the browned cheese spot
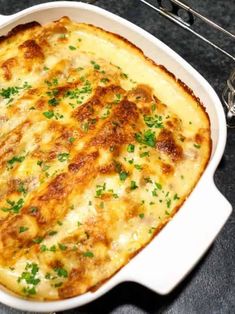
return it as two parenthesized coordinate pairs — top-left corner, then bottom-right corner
(156, 129), (183, 162)
(1, 57), (18, 81)
(19, 39), (44, 60)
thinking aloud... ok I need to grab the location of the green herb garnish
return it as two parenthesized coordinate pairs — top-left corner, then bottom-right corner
(135, 130), (156, 147)
(1, 198), (24, 213)
(58, 153), (69, 162)
(130, 181), (138, 190)
(83, 251), (94, 258)
(54, 268), (68, 278)
(19, 226), (29, 233)
(127, 144), (135, 153)
(43, 111), (54, 119)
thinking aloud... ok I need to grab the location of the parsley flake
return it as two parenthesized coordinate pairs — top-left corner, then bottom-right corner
(7, 155), (25, 167)
(135, 130), (156, 147)
(144, 115), (164, 128)
(58, 153), (69, 162)
(54, 268), (68, 278)
(19, 226), (29, 233)
(1, 198), (24, 213)
(194, 143), (201, 149)
(127, 144), (135, 153)
(119, 171), (128, 181)
(83, 251), (94, 258)
(43, 111), (54, 119)
(130, 181), (138, 190)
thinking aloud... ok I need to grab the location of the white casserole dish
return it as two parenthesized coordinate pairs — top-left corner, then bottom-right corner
(0, 1), (232, 312)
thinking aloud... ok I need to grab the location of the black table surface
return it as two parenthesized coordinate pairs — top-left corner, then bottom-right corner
(0, 0), (234, 313)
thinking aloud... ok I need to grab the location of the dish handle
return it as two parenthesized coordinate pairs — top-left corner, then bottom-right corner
(120, 177), (232, 295)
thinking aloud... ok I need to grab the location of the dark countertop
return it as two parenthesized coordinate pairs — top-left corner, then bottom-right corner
(0, 0), (234, 313)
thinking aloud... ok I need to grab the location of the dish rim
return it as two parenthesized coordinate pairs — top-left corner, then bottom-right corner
(0, 1), (232, 312)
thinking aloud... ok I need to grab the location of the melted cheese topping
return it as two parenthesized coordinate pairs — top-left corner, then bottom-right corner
(0, 17), (211, 300)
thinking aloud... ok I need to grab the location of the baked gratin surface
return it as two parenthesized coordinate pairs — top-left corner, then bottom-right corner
(0, 17), (211, 300)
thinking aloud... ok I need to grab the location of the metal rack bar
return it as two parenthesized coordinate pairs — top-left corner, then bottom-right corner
(140, 0), (235, 62)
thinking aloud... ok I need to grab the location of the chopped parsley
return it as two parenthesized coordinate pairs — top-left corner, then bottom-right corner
(100, 78), (110, 84)
(69, 137), (75, 143)
(120, 72), (128, 79)
(83, 251), (94, 258)
(101, 104), (112, 119)
(69, 45), (76, 50)
(139, 213), (145, 219)
(81, 121), (89, 132)
(152, 188), (158, 197)
(23, 287), (36, 295)
(135, 130), (156, 148)
(30, 207), (38, 213)
(134, 164), (142, 171)
(40, 244), (57, 252)
(0, 82), (31, 104)
(114, 93), (122, 104)
(48, 230), (57, 236)
(33, 237), (43, 244)
(194, 143), (201, 149)
(155, 182), (162, 190)
(173, 193), (180, 200)
(45, 78), (58, 87)
(0, 86), (20, 99)
(166, 199), (172, 208)
(54, 267), (68, 278)
(1, 198), (24, 213)
(65, 80), (92, 103)
(57, 153), (69, 162)
(119, 171), (128, 181)
(152, 103), (157, 112)
(149, 227), (156, 234)
(43, 111), (54, 119)
(144, 115), (164, 128)
(95, 183), (106, 198)
(58, 243), (67, 251)
(18, 263), (40, 296)
(127, 144), (135, 153)
(140, 151), (150, 158)
(54, 282), (63, 288)
(19, 226), (29, 233)
(113, 160), (128, 182)
(7, 155), (25, 168)
(144, 177), (153, 184)
(130, 181), (138, 190)
(18, 182), (27, 196)
(48, 97), (60, 106)
(91, 60), (100, 70)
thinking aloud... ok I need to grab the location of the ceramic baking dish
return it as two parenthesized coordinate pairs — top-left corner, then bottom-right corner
(0, 1), (232, 312)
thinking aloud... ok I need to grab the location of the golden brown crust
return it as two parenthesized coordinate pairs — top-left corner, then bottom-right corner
(0, 22), (41, 44)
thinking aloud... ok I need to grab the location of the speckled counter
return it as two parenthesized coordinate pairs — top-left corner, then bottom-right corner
(0, 0), (234, 313)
